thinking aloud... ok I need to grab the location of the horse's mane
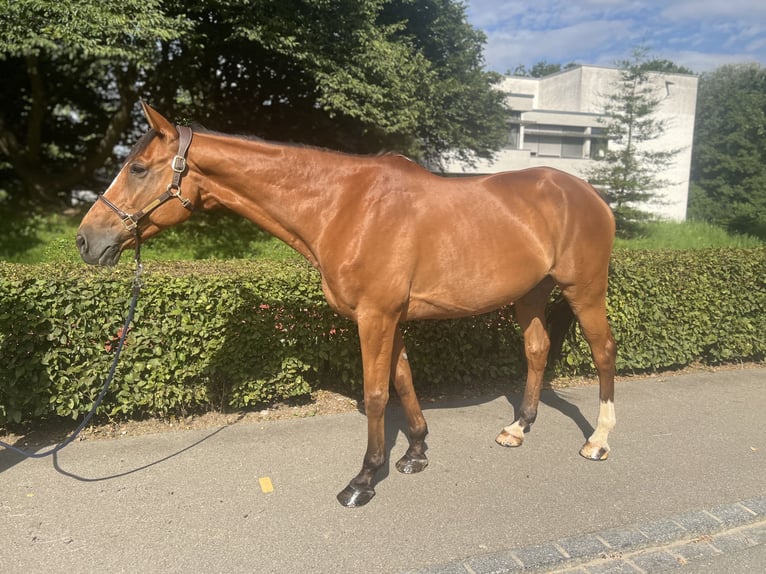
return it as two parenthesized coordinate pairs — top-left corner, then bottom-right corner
(125, 124), (407, 164)
(192, 124), (405, 161)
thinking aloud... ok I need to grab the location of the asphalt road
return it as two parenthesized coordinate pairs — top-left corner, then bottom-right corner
(2, 367), (764, 573)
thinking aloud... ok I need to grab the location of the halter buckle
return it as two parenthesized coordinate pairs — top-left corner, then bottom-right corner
(171, 155), (186, 173)
(121, 214), (139, 232)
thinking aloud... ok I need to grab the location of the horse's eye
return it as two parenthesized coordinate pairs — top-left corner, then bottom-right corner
(129, 163), (147, 176)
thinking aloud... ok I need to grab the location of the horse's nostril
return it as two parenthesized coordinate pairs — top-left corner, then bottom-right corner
(76, 233), (87, 253)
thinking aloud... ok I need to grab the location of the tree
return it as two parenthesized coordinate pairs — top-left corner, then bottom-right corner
(510, 61), (578, 78)
(379, 0), (510, 167)
(688, 64), (766, 239)
(0, 0), (509, 205)
(586, 48), (681, 235)
(641, 59), (694, 76)
(0, 0), (186, 204)
(154, 0), (509, 168)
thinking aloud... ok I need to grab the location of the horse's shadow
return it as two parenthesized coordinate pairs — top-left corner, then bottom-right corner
(374, 383), (596, 489)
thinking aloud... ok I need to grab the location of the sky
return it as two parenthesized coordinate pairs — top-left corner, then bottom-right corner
(464, 0), (766, 74)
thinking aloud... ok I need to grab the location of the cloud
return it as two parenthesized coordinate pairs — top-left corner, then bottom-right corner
(465, 0), (766, 74)
(665, 50), (763, 73)
(659, 0), (766, 20)
(465, 0), (527, 29)
(482, 19), (636, 72)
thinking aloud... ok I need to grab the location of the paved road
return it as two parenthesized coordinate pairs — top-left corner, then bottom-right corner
(1, 367), (764, 573)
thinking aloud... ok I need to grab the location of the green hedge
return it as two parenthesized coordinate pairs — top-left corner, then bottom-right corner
(1, 249), (764, 424)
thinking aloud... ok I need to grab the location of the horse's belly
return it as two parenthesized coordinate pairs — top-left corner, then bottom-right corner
(404, 243), (549, 320)
(406, 279), (537, 320)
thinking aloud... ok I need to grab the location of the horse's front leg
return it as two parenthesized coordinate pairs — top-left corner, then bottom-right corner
(336, 311), (398, 508)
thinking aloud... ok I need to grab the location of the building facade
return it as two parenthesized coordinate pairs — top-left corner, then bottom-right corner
(445, 66), (699, 221)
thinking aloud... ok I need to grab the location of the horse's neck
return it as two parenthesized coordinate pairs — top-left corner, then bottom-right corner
(195, 133), (357, 266)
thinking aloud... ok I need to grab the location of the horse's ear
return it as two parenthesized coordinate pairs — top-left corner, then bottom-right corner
(141, 101), (176, 138)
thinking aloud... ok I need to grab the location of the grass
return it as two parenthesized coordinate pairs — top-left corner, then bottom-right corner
(1, 211), (763, 265)
(0, 209), (299, 264)
(614, 220), (764, 250)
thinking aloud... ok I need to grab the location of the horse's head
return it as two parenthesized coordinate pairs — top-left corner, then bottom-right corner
(77, 102), (199, 266)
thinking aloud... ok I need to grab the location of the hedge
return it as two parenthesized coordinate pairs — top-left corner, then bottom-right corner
(1, 249), (764, 425)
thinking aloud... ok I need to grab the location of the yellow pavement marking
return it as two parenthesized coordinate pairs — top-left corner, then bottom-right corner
(259, 477), (274, 493)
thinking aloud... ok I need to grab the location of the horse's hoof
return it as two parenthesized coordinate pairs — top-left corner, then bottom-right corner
(579, 441), (609, 461)
(336, 484), (376, 508)
(495, 430), (523, 447)
(396, 453), (428, 474)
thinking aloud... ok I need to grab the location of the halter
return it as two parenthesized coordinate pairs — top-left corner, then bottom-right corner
(98, 125), (195, 238)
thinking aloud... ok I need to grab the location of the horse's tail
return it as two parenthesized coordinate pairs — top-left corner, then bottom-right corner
(547, 293), (576, 365)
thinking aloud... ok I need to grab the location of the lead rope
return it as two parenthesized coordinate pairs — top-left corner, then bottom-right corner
(0, 240), (144, 458)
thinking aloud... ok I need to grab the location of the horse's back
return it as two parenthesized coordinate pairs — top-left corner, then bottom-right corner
(320, 163), (614, 320)
(413, 166), (613, 254)
(482, 167), (612, 225)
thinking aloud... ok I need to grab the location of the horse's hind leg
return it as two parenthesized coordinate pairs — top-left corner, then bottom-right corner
(391, 330), (429, 474)
(496, 279), (554, 447)
(564, 288), (617, 461)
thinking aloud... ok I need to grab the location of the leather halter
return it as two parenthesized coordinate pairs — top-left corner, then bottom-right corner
(98, 125), (195, 237)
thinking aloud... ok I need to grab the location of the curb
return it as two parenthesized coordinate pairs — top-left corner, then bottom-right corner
(405, 495), (766, 573)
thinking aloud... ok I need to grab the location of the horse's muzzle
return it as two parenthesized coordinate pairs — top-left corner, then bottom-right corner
(76, 229), (123, 266)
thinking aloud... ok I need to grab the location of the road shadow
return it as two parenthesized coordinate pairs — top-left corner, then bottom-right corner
(367, 381), (596, 494)
(0, 448), (26, 473)
(1, 415), (243, 481)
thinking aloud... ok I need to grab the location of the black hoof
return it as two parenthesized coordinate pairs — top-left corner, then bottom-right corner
(395, 453), (429, 474)
(336, 484), (375, 508)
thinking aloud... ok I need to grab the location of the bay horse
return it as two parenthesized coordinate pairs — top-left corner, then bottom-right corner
(77, 103), (617, 507)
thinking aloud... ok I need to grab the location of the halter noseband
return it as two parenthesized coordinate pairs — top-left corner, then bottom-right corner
(98, 125), (195, 237)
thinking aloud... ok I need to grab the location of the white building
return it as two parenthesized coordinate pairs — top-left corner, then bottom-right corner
(445, 66), (699, 221)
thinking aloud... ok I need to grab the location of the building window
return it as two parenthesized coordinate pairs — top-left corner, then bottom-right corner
(562, 137), (584, 158)
(589, 127), (608, 159)
(509, 124), (520, 149)
(523, 125), (586, 158)
(507, 112), (522, 149)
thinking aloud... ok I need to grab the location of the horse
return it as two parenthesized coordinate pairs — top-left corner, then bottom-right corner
(77, 103), (617, 507)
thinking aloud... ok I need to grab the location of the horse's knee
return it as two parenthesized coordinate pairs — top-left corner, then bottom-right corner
(364, 389), (389, 416)
(595, 334), (616, 367)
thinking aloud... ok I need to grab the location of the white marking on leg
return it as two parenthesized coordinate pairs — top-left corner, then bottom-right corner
(503, 420), (525, 439)
(587, 400), (615, 450)
(496, 420), (525, 446)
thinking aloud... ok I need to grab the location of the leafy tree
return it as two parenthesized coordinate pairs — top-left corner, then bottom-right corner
(586, 48), (681, 235)
(510, 61), (578, 78)
(0, 0), (186, 205)
(641, 59), (694, 75)
(688, 63), (766, 239)
(380, 0), (510, 167)
(0, 0), (509, 206)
